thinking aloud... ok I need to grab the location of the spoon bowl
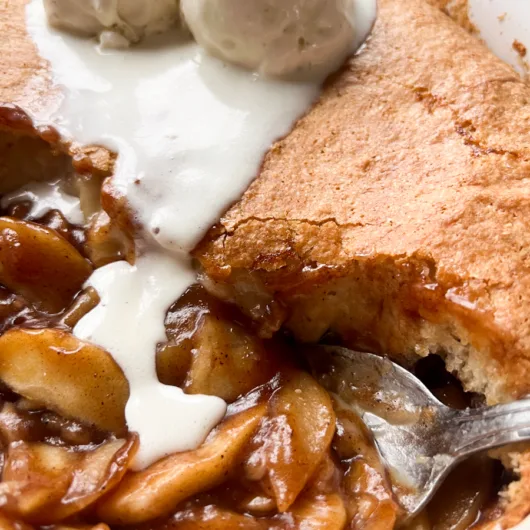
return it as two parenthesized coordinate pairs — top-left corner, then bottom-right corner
(308, 345), (530, 520)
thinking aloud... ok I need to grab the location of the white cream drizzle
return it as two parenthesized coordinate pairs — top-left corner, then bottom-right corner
(74, 252), (227, 469)
(1, 179), (84, 225)
(25, 0), (376, 469)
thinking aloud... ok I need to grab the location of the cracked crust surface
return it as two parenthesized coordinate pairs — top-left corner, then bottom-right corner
(195, 0), (530, 400)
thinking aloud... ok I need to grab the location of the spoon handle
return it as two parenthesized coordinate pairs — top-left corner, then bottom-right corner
(448, 398), (530, 458)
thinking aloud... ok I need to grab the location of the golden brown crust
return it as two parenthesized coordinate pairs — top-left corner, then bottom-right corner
(0, 0), (57, 117)
(0, 0), (114, 177)
(195, 0), (530, 397)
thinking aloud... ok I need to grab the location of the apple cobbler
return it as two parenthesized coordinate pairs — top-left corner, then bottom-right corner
(2, 0), (530, 528)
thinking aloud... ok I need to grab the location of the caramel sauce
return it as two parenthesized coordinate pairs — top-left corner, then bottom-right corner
(411, 356), (499, 530)
(424, 457), (495, 530)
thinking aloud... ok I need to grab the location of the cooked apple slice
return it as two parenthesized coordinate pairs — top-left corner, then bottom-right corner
(184, 315), (278, 402)
(97, 403), (266, 525)
(49, 525), (110, 530)
(333, 404), (398, 529)
(244, 371), (336, 512)
(84, 211), (133, 268)
(0, 217), (92, 313)
(158, 492), (346, 529)
(0, 328), (129, 434)
(0, 437), (136, 525)
(158, 285), (279, 401)
(160, 506), (267, 529)
(0, 513), (34, 530)
(289, 493), (347, 529)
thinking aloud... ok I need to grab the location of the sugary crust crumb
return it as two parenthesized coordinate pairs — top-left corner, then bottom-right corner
(427, 0), (478, 34)
(513, 39), (528, 58)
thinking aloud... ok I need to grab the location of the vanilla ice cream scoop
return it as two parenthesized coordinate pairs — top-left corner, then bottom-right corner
(181, 0), (376, 78)
(44, 0), (181, 47)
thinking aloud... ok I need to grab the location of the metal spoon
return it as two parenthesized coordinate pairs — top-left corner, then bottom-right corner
(308, 345), (530, 520)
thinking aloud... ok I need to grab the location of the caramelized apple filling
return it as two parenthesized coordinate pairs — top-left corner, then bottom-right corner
(0, 181), (509, 529)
